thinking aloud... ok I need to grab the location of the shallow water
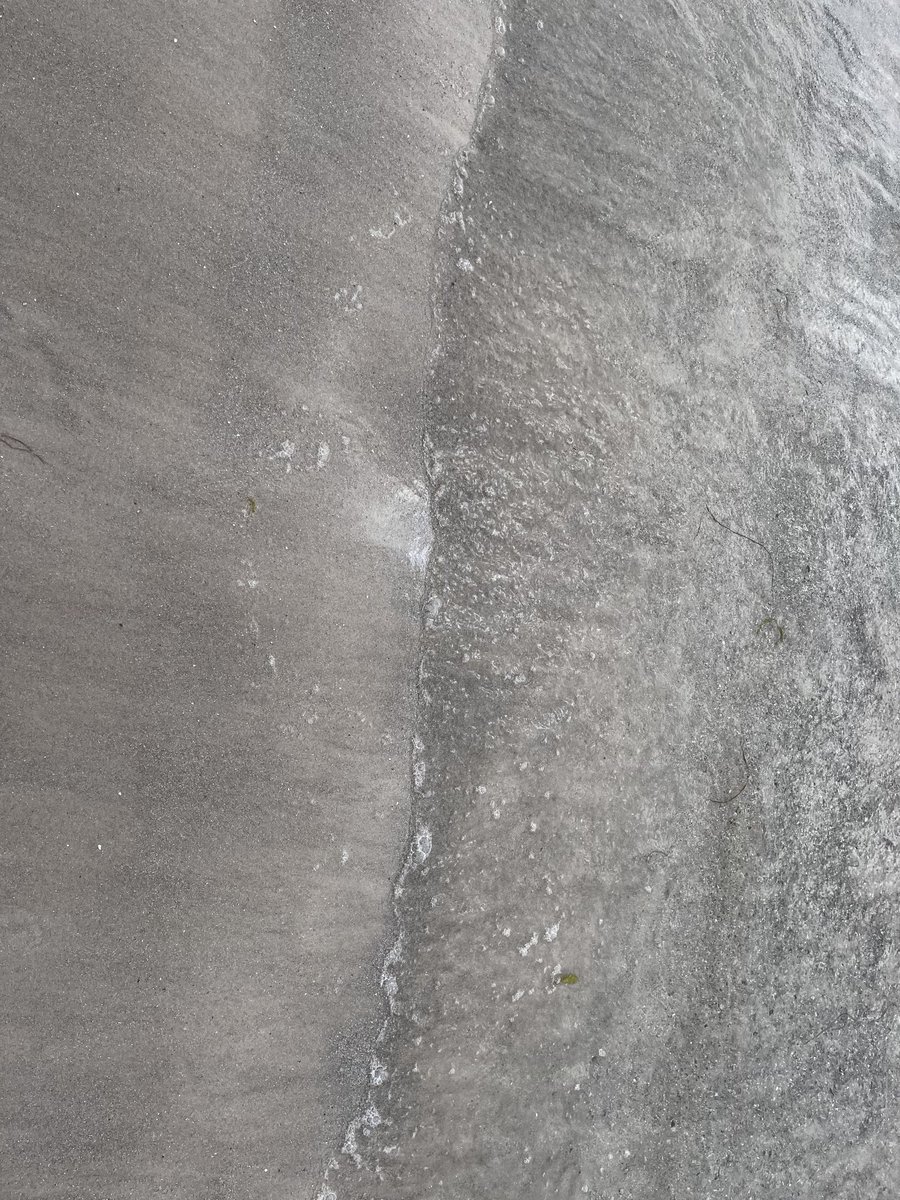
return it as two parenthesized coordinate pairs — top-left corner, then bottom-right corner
(328, 1), (900, 1197)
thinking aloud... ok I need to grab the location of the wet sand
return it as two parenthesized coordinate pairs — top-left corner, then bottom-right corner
(5, 1), (900, 1198)
(0, 1), (489, 1196)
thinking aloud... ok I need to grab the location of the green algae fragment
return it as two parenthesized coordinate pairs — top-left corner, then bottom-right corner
(756, 616), (784, 644)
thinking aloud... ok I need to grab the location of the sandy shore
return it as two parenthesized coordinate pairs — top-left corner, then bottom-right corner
(1, 2), (489, 1195)
(5, 1), (900, 1197)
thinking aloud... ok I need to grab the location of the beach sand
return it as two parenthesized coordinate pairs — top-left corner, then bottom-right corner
(0, 2), (489, 1195)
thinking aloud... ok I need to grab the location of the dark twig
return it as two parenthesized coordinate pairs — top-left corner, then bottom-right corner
(703, 505), (775, 594)
(711, 746), (750, 805)
(1, 433), (47, 465)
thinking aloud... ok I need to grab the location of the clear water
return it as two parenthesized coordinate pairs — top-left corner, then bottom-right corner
(329, 2), (900, 1196)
